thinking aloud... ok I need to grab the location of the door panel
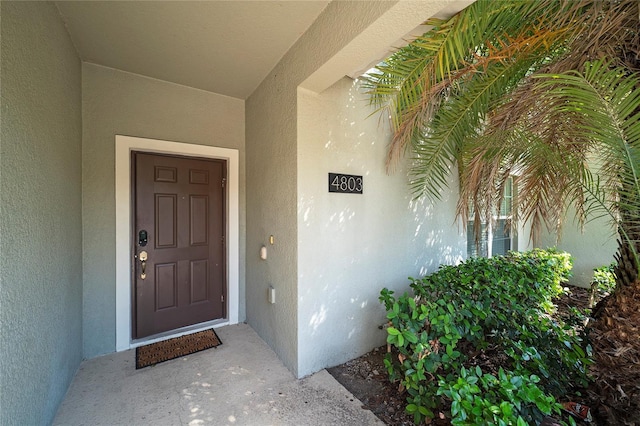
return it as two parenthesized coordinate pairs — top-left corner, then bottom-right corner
(190, 196), (208, 245)
(155, 262), (177, 310)
(190, 259), (209, 303)
(155, 194), (177, 248)
(133, 152), (226, 339)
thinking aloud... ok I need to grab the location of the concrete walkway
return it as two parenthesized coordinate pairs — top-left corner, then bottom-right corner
(53, 323), (382, 426)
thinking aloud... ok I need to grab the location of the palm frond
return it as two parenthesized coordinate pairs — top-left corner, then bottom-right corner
(515, 60), (640, 256)
(365, 0), (588, 192)
(410, 56), (539, 200)
(535, 61), (640, 193)
(365, 0), (640, 267)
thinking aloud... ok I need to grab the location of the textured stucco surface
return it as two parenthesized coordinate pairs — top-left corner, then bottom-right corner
(82, 64), (245, 358)
(245, 0), (399, 378)
(0, 2), (83, 424)
(297, 79), (465, 376)
(541, 210), (617, 287)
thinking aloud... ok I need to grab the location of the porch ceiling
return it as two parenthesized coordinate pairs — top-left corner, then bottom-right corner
(54, 1), (330, 99)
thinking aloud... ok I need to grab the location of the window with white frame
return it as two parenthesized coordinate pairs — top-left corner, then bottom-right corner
(467, 177), (514, 258)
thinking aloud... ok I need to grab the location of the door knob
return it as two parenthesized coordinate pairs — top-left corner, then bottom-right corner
(139, 250), (148, 279)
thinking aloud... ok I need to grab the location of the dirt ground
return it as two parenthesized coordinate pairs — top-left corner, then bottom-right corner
(327, 345), (417, 426)
(328, 285), (640, 426)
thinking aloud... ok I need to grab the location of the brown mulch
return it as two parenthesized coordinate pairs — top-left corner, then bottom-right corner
(585, 281), (640, 425)
(329, 284), (640, 425)
(327, 345), (417, 426)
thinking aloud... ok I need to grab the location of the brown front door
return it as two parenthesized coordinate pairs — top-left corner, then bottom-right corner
(133, 152), (226, 339)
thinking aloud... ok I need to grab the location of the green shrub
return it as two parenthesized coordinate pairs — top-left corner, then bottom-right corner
(437, 367), (558, 426)
(379, 248), (591, 424)
(591, 263), (616, 297)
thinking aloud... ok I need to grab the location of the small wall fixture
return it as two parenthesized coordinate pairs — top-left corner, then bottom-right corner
(260, 245), (267, 260)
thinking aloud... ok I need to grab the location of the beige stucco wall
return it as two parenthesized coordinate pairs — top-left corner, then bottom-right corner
(246, 0), (470, 377)
(245, 0), (399, 378)
(82, 64), (245, 357)
(297, 78), (465, 376)
(1, 2), (83, 424)
(541, 210), (617, 287)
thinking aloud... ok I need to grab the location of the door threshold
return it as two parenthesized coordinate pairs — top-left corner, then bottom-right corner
(130, 319), (228, 349)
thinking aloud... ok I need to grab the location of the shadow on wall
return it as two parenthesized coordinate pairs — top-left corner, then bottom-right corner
(296, 78), (464, 373)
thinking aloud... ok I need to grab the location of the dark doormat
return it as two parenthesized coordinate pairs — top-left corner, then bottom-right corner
(135, 329), (222, 369)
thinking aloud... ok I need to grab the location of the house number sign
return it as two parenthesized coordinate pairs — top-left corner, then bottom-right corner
(328, 173), (363, 194)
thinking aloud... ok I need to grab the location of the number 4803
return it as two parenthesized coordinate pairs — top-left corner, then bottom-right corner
(330, 174), (363, 193)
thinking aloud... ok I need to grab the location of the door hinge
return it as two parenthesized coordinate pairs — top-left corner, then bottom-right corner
(221, 235), (225, 245)
(222, 178), (226, 188)
(221, 295), (225, 303)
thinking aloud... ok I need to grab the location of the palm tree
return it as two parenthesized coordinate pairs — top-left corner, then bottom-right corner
(364, 0), (640, 289)
(365, 1), (640, 421)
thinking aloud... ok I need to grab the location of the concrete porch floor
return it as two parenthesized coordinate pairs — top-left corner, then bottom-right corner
(53, 323), (382, 426)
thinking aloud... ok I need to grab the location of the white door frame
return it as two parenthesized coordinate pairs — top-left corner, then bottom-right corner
(115, 135), (239, 351)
